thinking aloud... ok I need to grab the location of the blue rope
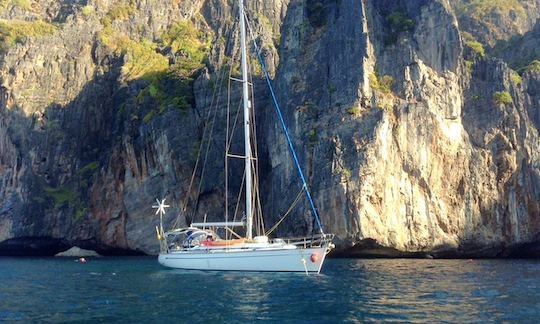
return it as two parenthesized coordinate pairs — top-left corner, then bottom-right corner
(253, 44), (324, 234)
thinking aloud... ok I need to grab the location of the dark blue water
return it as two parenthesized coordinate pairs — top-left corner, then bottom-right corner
(1, 257), (539, 322)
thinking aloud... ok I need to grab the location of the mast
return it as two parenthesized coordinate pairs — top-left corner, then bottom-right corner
(239, 0), (253, 240)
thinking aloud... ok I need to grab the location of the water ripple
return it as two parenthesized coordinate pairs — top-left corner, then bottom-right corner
(2, 257), (540, 322)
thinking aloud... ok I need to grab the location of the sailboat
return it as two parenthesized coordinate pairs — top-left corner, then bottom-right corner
(153, 0), (334, 273)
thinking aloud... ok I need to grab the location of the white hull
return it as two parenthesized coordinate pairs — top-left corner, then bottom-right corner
(158, 246), (329, 273)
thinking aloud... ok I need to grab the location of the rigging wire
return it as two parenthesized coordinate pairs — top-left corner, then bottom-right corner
(193, 24), (245, 223)
(225, 21), (243, 230)
(226, 47), (237, 239)
(172, 21), (239, 229)
(225, 81), (244, 238)
(171, 7), (325, 237)
(225, 55), (231, 228)
(244, 11), (324, 234)
(230, 167), (246, 239)
(265, 187), (305, 236)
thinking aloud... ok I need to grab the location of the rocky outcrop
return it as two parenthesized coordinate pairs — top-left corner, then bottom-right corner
(450, 0), (540, 47)
(261, 0), (540, 257)
(0, 0), (539, 257)
(55, 246), (100, 257)
(492, 20), (540, 69)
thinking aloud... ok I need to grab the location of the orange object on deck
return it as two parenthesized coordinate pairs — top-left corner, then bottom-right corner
(201, 239), (245, 247)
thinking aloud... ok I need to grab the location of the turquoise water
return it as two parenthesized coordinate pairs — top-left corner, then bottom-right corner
(1, 257), (539, 322)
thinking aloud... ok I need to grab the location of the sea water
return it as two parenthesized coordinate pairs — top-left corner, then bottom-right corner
(1, 257), (539, 322)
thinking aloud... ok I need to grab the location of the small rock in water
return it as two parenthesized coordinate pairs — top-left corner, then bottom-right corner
(55, 246), (100, 257)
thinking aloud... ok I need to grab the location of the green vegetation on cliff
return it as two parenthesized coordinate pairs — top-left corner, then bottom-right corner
(100, 27), (169, 80)
(462, 32), (485, 57)
(455, 0), (525, 19)
(526, 60), (540, 73)
(308, 128), (318, 147)
(160, 21), (210, 79)
(346, 106), (361, 116)
(0, 19), (58, 51)
(161, 21), (206, 53)
(384, 10), (415, 45)
(369, 73), (395, 110)
(81, 5), (95, 17)
(139, 20), (211, 122)
(0, 0), (32, 10)
(97, 0), (211, 118)
(465, 40), (485, 57)
(139, 71), (194, 123)
(44, 185), (88, 222)
(370, 73), (394, 94)
(387, 11), (415, 31)
(99, 1), (169, 80)
(510, 70), (522, 86)
(44, 159), (96, 221)
(512, 59), (540, 75)
(452, 0), (532, 53)
(493, 91), (513, 105)
(78, 161), (99, 175)
(74, 207), (88, 222)
(101, 2), (136, 27)
(44, 186), (77, 208)
(14, 0), (30, 9)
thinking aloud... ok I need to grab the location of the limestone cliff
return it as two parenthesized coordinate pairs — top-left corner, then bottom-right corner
(0, 0), (539, 257)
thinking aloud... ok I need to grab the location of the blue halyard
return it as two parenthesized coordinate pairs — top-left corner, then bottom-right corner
(252, 41), (324, 234)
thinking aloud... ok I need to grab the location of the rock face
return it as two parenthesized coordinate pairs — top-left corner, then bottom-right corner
(0, 0), (539, 257)
(450, 0), (540, 47)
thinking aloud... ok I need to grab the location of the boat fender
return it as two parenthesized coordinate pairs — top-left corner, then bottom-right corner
(310, 254), (319, 263)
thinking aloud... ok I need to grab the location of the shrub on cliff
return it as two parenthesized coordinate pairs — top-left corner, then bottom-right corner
(101, 3), (136, 27)
(370, 73), (394, 94)
(98, 1), (149, 80)
(98, 10), (211, 120)
(493, 91), (512, 105)
(384, 10), (415, 45)
(510, 70), (522, 86)
(44, 186), (77, 208)
(526, 60), (540, 73)
(81, 5), (95, 17)
(462, 32), (485, 57)
(160, 21), (210, 79)
(455, 0), (525, 19)
(99, 27), (169, 81)
(346, 106), (361, 116)
(0, 19), (58, 52)
(466, 40), (485, 57)
(0, 0), (31, 10)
